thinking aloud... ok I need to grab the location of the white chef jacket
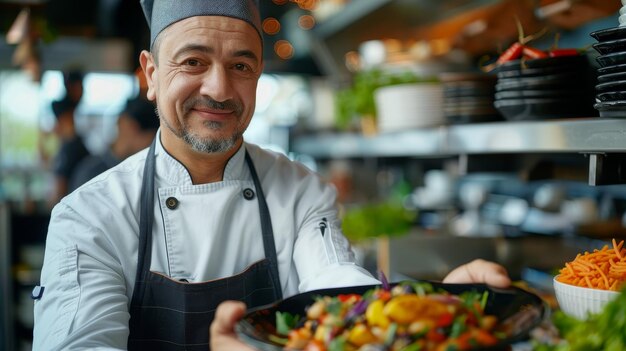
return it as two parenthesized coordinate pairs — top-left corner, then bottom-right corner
(33, 134), (378, 350)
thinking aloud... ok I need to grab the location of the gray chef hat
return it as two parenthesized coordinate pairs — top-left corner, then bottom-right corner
(140, 0), (262, 48)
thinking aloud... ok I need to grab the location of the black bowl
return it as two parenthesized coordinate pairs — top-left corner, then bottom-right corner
(494, 98), (597, 120)
(590, 26), (626, 42)
(597, 63), (626, 75)
(444, 83), (496, 98)
(598, 71), (626, 83)
(596, 91), (626, 101)
(592, 38), (626, 55)
(596, 79), (626, 92)
(597, 51), (626, 67)
(496, 64), (581, 79)
(496, 73), (586, 91)
(235, 282), (546, 351)
(495, 89), (591, 100)
(594, 100), (626, 117)
(497, 55), (590, 72)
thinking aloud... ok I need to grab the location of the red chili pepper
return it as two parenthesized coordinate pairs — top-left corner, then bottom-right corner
(435, 312), (454, 327)
(496, 42), (523, 64)
(522, 46), (548, 59)
(549, 48), (579, 57)
(376, 290), (391, 302)
(337, 294), (360, 303)
(426, 329), (447, 343)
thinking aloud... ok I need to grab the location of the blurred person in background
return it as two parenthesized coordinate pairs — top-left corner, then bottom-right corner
(47, 70), (90, 208)
(69, 96), (159, 190)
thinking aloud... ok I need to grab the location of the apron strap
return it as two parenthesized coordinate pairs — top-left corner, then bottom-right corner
(245, 151), (283, 300)
(130, 138), (157, 307)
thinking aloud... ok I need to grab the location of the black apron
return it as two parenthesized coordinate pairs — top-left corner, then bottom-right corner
(127, 140), (283, 350)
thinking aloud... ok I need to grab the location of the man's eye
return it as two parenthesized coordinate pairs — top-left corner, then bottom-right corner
(185, 59), (200, 66)
(234, 63), (250, 71)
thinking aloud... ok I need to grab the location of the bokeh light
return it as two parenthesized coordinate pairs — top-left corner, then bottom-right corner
(298, 14), (316, 30)
(274, 40), (294, 60)
(292, 0), (318, 11)
(262, 17), (281, 35)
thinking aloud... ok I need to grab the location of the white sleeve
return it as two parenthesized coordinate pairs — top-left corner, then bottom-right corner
(33, 202), (129, 351)
(292, 180), (380, 293)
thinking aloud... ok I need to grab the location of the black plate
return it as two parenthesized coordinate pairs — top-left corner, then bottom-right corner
(597, 91), (626, 101)
(495, 89), (590, 100)
(598, 71), (626, 83)
(496, 64), (581, 79)
(590, 26), (626, 42)
(496, 55), (589, 72)
(592, 38), (626, 55)
(235, 282), (546, 351)
(596, 79), (626, 92)
(594, 100), (626, 117)
(597, 51), (626, 67)
(494, 98), (597, 120)
(496, 74), (585, 91)
(597, 62), (626, 75)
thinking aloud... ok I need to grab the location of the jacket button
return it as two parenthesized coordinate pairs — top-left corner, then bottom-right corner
(166, 197), (179, 209)
(243, 188), (255, 200)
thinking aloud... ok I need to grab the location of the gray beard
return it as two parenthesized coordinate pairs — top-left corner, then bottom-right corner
(182, 120), (241, 154)
(156, 108), (243, 154)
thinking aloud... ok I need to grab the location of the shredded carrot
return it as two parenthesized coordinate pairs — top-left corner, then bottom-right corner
(557, 239), (626, 291)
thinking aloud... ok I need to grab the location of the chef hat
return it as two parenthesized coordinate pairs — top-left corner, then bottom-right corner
(140, 0), (262, 48)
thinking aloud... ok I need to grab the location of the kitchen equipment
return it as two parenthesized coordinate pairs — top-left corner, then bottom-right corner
(590, 26), (626, 117)
(439, 72), (502, 124)
(494, 55), (597, 121)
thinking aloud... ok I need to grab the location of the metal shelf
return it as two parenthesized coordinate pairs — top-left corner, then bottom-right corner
(292, 118), (626, 158)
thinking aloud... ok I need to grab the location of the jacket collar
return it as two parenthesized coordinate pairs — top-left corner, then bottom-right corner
(154, 129), (248, 186)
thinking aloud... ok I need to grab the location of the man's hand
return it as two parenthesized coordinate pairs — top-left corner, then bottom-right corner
(210, 301), (256, 351)
(442, 259), (511, 288)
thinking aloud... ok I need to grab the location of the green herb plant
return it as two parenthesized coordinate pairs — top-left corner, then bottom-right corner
(335, 69), (438, 130)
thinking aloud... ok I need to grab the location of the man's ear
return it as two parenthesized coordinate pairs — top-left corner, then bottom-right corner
(139, 50), (157, 102)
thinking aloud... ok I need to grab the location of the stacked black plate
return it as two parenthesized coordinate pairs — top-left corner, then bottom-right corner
(591, 26), (626, 117)
(493, 55), (597, 121)
(439, 72), (503, 124)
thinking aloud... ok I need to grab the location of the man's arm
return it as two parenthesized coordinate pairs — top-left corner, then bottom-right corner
(33, 202), (130, 350)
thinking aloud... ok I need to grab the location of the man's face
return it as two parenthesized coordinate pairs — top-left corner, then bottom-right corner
(141, 16), (263, 154)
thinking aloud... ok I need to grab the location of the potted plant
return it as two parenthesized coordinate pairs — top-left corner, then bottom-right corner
(335, 69), (437, 135)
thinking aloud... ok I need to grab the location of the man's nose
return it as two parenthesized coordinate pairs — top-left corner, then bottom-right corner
(198, 66), (234, 103)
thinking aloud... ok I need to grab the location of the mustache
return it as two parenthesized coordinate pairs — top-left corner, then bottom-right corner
(183, 96), (243, 117)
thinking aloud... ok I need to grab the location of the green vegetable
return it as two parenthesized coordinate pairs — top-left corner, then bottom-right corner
(546, 286), (626, 350)
(275, 311), (300, 336)
(329, 335), (347, 351)
(399, 343), (423, 351)
(450, 315), (467, 338)
(410, 282), (435, 296)
(341, 202), (416, 242)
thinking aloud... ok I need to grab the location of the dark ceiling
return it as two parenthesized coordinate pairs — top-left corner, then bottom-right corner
(0, 0), (322, 75)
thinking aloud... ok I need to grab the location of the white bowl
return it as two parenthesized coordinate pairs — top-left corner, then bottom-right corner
(553, 276), (619, 320)
(374, 83), (444, 132)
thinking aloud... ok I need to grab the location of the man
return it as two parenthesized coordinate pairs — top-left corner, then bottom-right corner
(47, 83), (90, 208)
(68, 96), (159, 190)
(33, 1), (510, 350)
